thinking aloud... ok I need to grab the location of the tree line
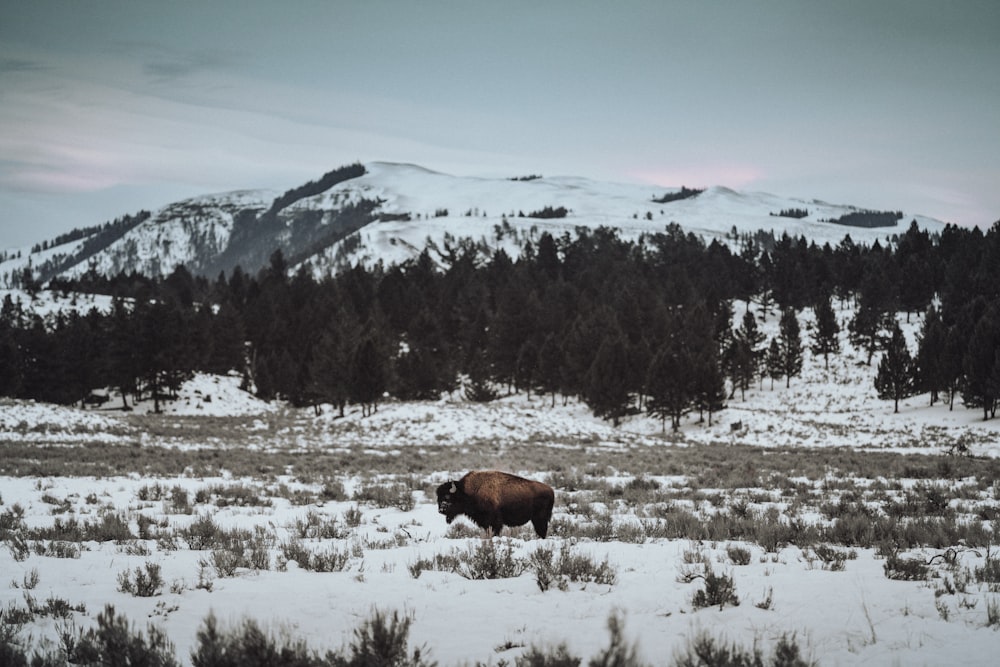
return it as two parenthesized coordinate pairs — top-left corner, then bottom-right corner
(1, 219), (998, 424)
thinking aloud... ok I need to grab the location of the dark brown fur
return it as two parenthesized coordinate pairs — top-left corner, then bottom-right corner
(436, 470), (555, 538)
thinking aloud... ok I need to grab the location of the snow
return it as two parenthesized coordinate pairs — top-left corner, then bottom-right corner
(303, 162), (948, 273)
(3, 160), (946, 284)
(2, 304), (999, 665)
(0, 288), (118, 324)
(128, 373), (275, 417)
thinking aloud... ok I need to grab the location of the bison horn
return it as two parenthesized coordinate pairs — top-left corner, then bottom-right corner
(449, 482), (457, 493)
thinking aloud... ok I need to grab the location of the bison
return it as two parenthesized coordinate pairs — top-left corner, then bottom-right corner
(436, 470), (555, 538)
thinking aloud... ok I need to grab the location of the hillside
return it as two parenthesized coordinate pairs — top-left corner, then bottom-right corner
(1, 162), (948, 285)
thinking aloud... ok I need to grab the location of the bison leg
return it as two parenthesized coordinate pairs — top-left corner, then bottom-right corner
(530, 494), (554, 538)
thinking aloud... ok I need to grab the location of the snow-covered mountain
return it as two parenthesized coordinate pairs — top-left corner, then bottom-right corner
(1, 161), (949, 284)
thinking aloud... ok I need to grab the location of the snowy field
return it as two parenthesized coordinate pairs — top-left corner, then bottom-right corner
(2, 306), (999, 665)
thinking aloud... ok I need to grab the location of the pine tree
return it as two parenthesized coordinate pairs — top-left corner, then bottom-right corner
(63, 309), (105, 407)
(849, 305), (894, 365)
(777, 308), (803, 387)
(726, 338), (753, 400)
(628, 337), (652, 409)
(729, 309), (764, 397)
(0, 320), (21, 397)
(350, 335), (388, 417)
(764, 337), (783, 390)
(875, 322), (916, 413)
(646, 344), (693, 432)
(692, 346), (726, 425)
(136, 299), (190, 412)
(562, 308), (619, 399)
(397, 307), (450, 400)
(849, 262), (897, 365)
(535, 334), (563, 407)
(961, 306), (1000, 420)
(915, 305), (946, 405)
(584, 335), (631, 426)
(488, 286), (538, 392)
(307, 316), (357, 417)
(464, 352), (499, 403)
(810, 294), (840, 370)
(107, 297), (139, 409)
(941, 324), (965, 410)
(206, 302), (246, 376)
(738, 307), (765, 350)
(515, 340), (539, 398)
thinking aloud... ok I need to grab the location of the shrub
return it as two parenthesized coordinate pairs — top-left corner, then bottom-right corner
(673, 630), (814, 667)
(205, 527), (271, 576)
(117, 561), (164, 597)
(649, 504), (707, 540)
(190, 612), (324, 667)
(756, 587), (774, 611)
(292, 511), (349, 540)
(22, 592), (85, 619)
(168, 485), (193, 514)
(458, 539), (527, 580)
(181, 514), (224, 550)
(806, 544), (853, 571)
(0, 617), (30, 667)
(207, 549), (244, 578)
(343, 505), (364, 528)
(691, 565), (740, 610)
(822, 511), (878, 547)
(30, 511), (133, 543)
(726, 544), (752, 566)
(530, 542), (617, 592)
(201, 483), (272, 508)
(71, 604), (177, 666)
(974, 557), (1000, 586)
(278, 539), (354, 572)
(587, 613), (645, 667)
(274, 483), (320, 506)
(883, 553), (929, 581)
(987, 598), (1000, 628)
(138, 483), (169, 502)
(517, 642), (582, 667)
(407, 553), (463, 579)
(1, 504), (26, 537)
(137, 514), (157, 540)
(19, 568), (39, 590)
(342, 608), (433, 667)
(353, 482), (415, 512)
(91, 511), (135, 542)
(5, 532), (30, 561)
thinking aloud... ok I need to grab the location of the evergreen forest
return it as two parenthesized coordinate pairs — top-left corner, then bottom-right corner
(2, 220), (998, 424)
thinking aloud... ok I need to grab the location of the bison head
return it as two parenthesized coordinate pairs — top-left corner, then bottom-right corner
(435, 480), (462, 523)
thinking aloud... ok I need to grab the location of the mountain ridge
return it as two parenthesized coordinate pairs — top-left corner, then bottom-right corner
(1, 162), (948, 285)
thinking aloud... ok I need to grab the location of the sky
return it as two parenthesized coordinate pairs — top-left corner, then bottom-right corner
(1, 0), (998, 250)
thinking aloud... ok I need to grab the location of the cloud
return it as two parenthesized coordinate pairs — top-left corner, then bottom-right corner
(0, 57), (48, 75)
(628, 164), (765, 190)
(109, 39), (242, 83)
(142, 50), (236, 81)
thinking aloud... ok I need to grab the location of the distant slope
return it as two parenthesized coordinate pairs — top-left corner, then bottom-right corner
(0, 161), (949, 285)
(301, 162), (948, 274)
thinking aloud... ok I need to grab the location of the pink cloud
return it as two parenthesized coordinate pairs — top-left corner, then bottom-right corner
(627, 164), (765, 190)
(5, 168), (123, 193)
